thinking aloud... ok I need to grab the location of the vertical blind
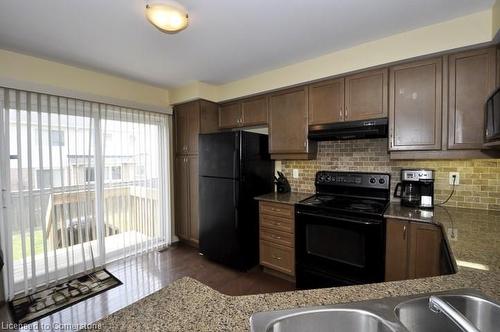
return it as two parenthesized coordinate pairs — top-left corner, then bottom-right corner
(0, 88), (172, 299)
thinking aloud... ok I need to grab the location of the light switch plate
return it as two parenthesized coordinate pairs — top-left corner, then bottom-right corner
(292, 169), (299, 179)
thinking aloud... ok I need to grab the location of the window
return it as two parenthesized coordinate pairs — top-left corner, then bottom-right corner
(50, 130), (65, 146)
(85, 167), (95, 182)
(111, 166), (122, 180)
(0, 88), (172, 299)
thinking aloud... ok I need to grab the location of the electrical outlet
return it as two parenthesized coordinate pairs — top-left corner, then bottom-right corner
(447, 228), (458, 241)
(449, 172), (460, 185)
(292, 169), (300, 179)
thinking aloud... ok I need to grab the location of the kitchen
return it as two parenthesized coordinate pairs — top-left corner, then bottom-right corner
(0, 1), (500, 331)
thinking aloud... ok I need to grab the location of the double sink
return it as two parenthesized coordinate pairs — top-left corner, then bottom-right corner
(250, 289), (500, 332)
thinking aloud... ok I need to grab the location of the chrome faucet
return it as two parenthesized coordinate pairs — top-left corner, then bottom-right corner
(429, 295), (480, 332)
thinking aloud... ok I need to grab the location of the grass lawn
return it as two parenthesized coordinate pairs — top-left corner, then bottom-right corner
(11, 230), (45, 261)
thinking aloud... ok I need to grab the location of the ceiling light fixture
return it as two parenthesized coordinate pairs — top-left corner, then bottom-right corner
(145, 1), (189, 34)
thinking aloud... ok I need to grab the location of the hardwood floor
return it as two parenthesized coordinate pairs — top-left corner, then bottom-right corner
(0, 243), (295, 331)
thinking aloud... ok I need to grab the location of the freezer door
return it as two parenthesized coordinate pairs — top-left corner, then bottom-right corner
(199, 176), (242, 268)
(199, 132), (240, 179)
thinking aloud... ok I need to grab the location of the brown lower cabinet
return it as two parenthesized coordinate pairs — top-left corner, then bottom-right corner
(174, 155), (199, 245)
(259, 201), (295, 277)
(385, 218), (443, 281)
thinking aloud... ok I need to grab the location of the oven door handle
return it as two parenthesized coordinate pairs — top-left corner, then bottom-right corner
(296, 211), (378, 226)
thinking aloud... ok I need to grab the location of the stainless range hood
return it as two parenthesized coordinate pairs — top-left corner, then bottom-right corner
(308, 118), (388, 141)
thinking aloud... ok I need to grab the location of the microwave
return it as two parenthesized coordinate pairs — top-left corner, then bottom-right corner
(484, 87), (500, 148)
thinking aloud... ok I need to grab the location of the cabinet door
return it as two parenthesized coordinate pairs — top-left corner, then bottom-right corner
(199, 100), (220, 134)
(219, 102), (242, 129)
(448, 48), (496, 149)
(187, 156), (199, 244)
(345, 68), (388, 121)
(174, 156), (189, 240)
(242, 96), (268, 126)
(186, 102), (200, 154)
(174, 103), (189, 154)
(385, 219), (409, 281)
(308, 78), (344, 125)
(408, 222), (442, 278)
(389, 58), (442, 151)
(269, 86), (309, 153)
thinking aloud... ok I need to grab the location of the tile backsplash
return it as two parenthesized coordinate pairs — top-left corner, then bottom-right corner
(281, 138), (500, 211)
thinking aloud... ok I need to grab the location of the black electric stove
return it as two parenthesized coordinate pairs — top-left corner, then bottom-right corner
(295, 171), (390, 289)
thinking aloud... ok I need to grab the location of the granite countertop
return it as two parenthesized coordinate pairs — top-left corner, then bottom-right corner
(384, 203), (500, 272)
(254, 191), (312, 205)
(91, 204), (500, 332)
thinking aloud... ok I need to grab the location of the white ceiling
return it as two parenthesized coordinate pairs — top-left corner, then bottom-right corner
(0, 0), (495, 88)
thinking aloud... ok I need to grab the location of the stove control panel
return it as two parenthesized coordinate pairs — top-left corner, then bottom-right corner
(315, 171), (390, 190)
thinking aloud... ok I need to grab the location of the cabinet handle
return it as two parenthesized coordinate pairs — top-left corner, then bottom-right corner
(271, 208), (281, 212)
(345, 106), (348, 120)
(271, 234), (282, 240)
(403, 225), (407, 240)
(339, 109), (343, 119)
(272, 255), (282, 260)
(274, 222), (282, 226)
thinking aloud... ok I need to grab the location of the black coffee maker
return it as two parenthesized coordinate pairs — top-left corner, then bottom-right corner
(394, 169), (435, 209)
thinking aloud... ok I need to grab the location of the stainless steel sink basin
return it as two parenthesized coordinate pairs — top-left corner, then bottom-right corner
(255, 308), (396, 332)
(250, 289), (500, 332)
(395, 294), (500, 332)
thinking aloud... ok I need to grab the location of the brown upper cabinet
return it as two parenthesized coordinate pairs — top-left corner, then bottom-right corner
(219, 95), (268, 129)
(389, 57), (443, 151)
(308, 69), (388, 126)
(447, 47), (496, 150)
(175, 100), (219, 155)
(219, 102), (242, 129)
(309, 78), (345, 125)
(268, 86), (316, 159)
(345, 68), (388, 121)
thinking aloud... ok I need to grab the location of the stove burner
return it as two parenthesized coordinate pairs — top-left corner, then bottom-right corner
(349, 203), (374, 211)
(301, 195), (388, 216)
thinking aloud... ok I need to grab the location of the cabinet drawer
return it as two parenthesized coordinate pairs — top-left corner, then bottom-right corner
(260, 240), (294, 276)
(260, 227), (294, 247)
(259, 201), (294, 219)
(260, 214), (293, 233)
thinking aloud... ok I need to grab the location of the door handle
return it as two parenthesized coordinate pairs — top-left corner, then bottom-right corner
(272, 255), (282, 260)
(403, 225), (407, 240)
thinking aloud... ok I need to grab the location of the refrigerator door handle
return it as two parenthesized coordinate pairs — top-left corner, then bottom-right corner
(234, 207), (239, 229)
(233, 179), (239, 229)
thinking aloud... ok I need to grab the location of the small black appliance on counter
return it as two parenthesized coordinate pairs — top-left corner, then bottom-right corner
(394, 169), (435, 209)
(274, 171), (290, 193)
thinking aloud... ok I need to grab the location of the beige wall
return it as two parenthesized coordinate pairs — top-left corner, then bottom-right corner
(171, 9), (495, 104)
(493, 0), (500, 40)
(0, 49), (170, 113)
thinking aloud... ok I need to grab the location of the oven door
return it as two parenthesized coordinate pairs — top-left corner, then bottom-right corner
(296, 210), (385, 288)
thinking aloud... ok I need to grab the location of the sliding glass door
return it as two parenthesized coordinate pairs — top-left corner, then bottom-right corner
(0, 88), (171, 299)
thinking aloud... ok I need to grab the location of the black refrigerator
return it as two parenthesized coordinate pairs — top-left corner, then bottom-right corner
(199, 131), (274, 270)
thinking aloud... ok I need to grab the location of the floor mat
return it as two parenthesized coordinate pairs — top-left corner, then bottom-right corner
(9, 269), (122, 324)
